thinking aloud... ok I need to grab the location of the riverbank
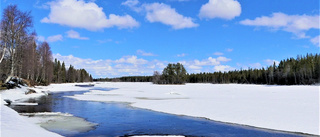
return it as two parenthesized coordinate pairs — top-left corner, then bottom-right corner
(0, 83), (88, 137)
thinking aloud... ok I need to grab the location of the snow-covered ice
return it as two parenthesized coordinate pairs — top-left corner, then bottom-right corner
(1, 82), (319, 136)
(67, 82), (320, 135)
(0, 103), (62, 137)
(21, 112), (97, 135)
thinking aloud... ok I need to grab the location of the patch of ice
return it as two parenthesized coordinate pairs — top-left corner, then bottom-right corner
(11, 102), (38, 106)
(21, 112), (97, 135)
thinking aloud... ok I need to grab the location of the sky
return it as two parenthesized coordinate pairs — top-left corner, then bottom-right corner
(0, 0), (319, 78)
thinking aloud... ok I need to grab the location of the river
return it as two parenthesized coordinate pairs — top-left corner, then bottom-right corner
(10, 87), (304, 137)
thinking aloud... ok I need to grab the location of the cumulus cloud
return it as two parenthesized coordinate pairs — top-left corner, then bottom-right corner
(249, 63), (262, 69)
(53, 53), (115, 77)
(226, 48), (233, 52)
(121, 0), (198, 29)
(264, 59), (280, 66)
(144, 3), (199, 29)
(53, 54), (166, 77)
(240, 12), (320, 38)
(115, 55), (148, 65)
(66, 30), (89, 40)
(54, 54), (236, 77)
(37, 36), (46, 42)
(217, 56), (231, 62)
(121, 0), (142, 12)
(137, 50), (156, 56)
(47, 34), (63, 42)
(41, 0), (139, 31)
(180, 56), (232, 73)
(213, 52), (223, 56)
(177, 53), (187, 57)
(214, 65), (235, 72)
(199, 0), (241, 20)
(310, 35), (320, 47)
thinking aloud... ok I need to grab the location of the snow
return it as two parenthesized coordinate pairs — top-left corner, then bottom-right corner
(21, 112), (97, 135)
(0, 82), (319, 136)
(0, 83), (91, 137)
(0, 103), (62, 137)
(1, 86), (46, 103)
(66, 82), (320, 135)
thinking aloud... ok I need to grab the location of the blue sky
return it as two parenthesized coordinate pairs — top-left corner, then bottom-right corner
(1, 0), (319, 78)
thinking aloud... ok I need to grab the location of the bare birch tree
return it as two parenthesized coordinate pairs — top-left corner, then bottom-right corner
(0, 5), (33, 83)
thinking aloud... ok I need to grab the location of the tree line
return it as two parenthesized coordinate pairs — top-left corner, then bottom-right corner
(96, 53), (320, 85)
(52, 59), (93, 84)
(187, 53), (319, 85)
(0, 5), (92, 86)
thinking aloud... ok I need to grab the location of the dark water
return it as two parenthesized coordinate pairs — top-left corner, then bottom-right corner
(11, 88), (305, 137)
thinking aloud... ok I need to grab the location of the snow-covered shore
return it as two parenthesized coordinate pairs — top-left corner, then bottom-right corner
(0, 83), (89, 137)
(1, 82), (319, 136)
(67, 82), (320, 135)
(1, 101), (63, 137)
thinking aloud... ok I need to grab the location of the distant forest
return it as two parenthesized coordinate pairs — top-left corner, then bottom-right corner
(0, 5), (92, 86)
(96, 53), (320, 85)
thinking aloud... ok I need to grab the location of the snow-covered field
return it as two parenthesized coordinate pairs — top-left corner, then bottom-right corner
(1, 82), (319, 136)
(68, 82), (320, 135)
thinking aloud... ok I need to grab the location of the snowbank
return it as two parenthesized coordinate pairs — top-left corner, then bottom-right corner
(67, 82), (320, 135)
(0, 103), (62, 137)
(1, 86), (46, 103)
(0, 83), (92, 137)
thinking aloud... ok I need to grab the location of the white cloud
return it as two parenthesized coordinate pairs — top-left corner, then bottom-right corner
(249, 63), (262, 69)
(177, 53), (187, 57)
(264, 59), (280, 66)
(47, 34), (63, 42)
(168, 0), (190, 2)
(199, 0), (241, 20)
(193, 56), (231, 66)
(226, 48), (233, 52)
(122, 1), (198, 29)
(37, 36), (46, 42)
(53, 53), (116, 77)
(53, 54), (236, 77)
(240, 12), (320, 38)
(217, 56), (231, 62)
(310, 35), (320, 47)
(115, 55), (148, 65)
(53, 54), (163, 77)
(214, 65), (235, 72)
(181, 56), (232, 73)
(42, 0), (139, 31)
(137, 50), (156, 56)
(213, 52), (223, 56)
(121, 0), (142, 12)
(194, 57), (219, 66)
(188, 65), (202, 70)
(144, 3), (199, 29)
(66, 30), (89, 40)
